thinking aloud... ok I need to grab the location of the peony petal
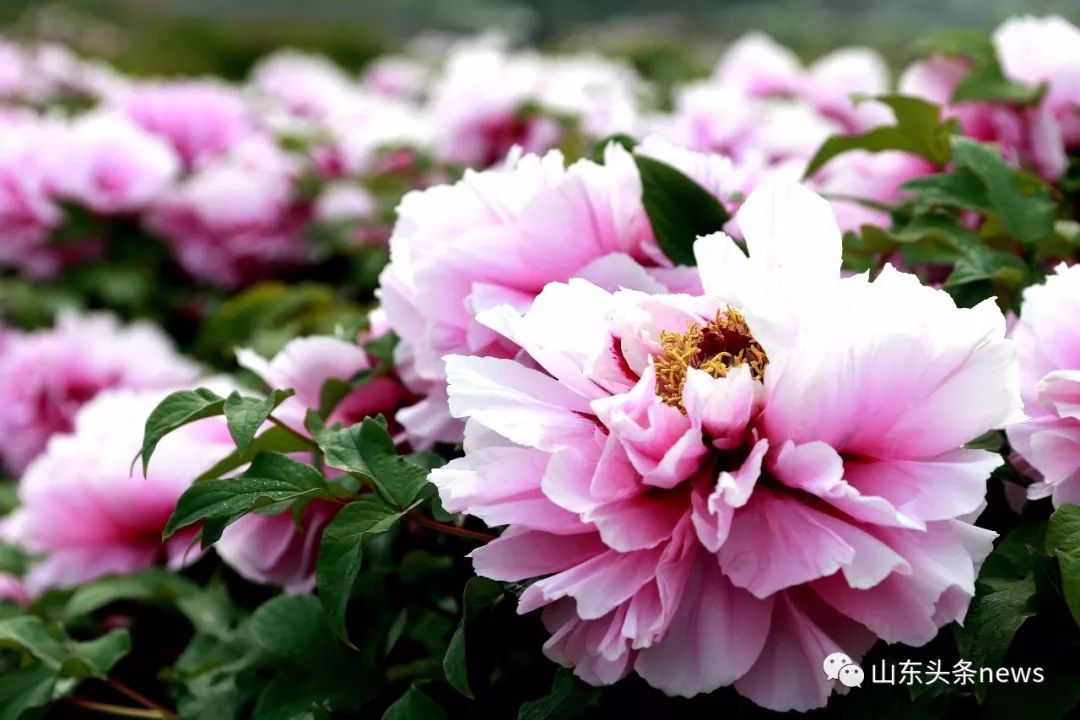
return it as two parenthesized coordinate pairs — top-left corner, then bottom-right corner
(635, 549), (772, 696)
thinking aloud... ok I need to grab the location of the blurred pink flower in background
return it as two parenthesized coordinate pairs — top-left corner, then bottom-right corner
(2, 388), (234, 595)
(899, 56), (1068, 181)
(0, 114), (65, 277)
(0, 572), (28, 605)
(250, 50), (358, 120)
(48, 112), (181, 215)
(0, 312), (200, 475)
(431, 181), (1021, 711)
(994, 15), (1080, 144)
(145, 137), (312, 288)
(120, 80), (253, 169)
(428, 39), (640, 167)
(378, 142), (725, 447)
(1007, 263), (1080, 506)
(899, 15), (1080, 181)
(656, 32), (919, 231)
(219, 334), (410, 592)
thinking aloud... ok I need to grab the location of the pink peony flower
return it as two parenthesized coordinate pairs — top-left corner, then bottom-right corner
(428, 39), (640, 167)
(362, 56), (431, 100)
(1006, 263), (1080, 506)
(714, 33), (803, 97)
(145, 137), (312, 288)
(120, 80), (252, 169)
(218, 335), (410, 591)
(899, 55), (1069, 181)
(0, 114), (66, 278)
(430, 181), (1021, 711)
(0, 572), (27, 605)
(713, 33), (890, 131)
(658, 36), (919, 232)
(47, 112), (180, 215)
(994, 15), (1080, 144)
(0, 312), (200, 475)
(236, 334), (409, 437)
(3, 388), (234, 595)
(900, 16), (1080, 181)
(250, 50), (357, 120)
(378, 142), (723, 447)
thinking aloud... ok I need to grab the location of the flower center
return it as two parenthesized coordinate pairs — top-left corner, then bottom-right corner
(654, 308), (768, 411)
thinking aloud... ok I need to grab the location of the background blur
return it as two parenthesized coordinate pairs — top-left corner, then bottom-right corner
(3, 0), (1080, 79)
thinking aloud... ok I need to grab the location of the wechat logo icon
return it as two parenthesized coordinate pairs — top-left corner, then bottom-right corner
(823, 652), (863, 688)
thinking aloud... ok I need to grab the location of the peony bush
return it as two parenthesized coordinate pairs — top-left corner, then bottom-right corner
(0, 15), (1079, 720)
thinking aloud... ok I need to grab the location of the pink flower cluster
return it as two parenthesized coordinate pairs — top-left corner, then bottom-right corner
(219, 333), (410, 592)
(902, 16), (1080, 181)
(654, 32), (932, 232)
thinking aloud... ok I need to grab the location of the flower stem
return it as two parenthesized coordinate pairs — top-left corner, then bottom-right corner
(267, 415), (317, 448)
(407, 512), (495, 542)
(69, 697), (173, 719)
(106, 678), (174, 716)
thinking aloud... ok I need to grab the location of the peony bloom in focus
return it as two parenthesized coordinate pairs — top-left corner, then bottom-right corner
(0, 312), (200, 475)
(430, 181), (1022, 711)
(48, 112), (180, 215)
(3, 388), (234, 595)
(1006, 263), (1080, 506)
(217, 335), (410, 592)
(378, 142), (727, 447)
(120, 80), (252, 169)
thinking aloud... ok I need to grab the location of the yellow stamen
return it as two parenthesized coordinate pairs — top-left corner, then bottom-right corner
(654, 308), (767, 411)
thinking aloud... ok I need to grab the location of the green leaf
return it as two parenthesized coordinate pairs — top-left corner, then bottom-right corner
(138, 388), (226, 475)
(318, 371), (374, 419)
(316, 498), (403, 640)
(633, 154), (730, 266)
(586, 133), (637, 164)
(956, 522), (1048, 694)
(196, 425), (315, 483)
(951, 64), (1045, 106)
(164, 452), (332, 545)
(915, 28), (997, 65)
(903, 168), (990, 211)
(804, 95), (954, 178)
(0, 543), (33, 576)
(983, 668), (1080, 720)
(64, 629), (131, 678)
(951, 137), (1055, 243)
(518, 668), (603, 720)
(382, 684), (447, 720)
(313, 416), (429, 508)
(251, 595), (341, 669)
(444, 577), (504, 699)
(0, 665), (56, 720)
(1045, 504), (1080, 626)
(0, 615), (67, 669)
(363, 331), (398, 368)
(64, 568), (234, 638)
(224, 389), (295, 453)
